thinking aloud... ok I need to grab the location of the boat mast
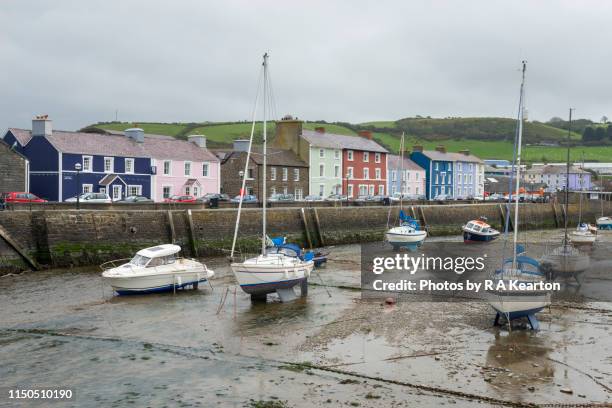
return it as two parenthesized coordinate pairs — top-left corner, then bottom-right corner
(578, 152), (584, 225)
(564, 108), (573, 245)
(261, 53), (268, 256)
(399, 132), (405, 211)
(512, 61), (527, 267)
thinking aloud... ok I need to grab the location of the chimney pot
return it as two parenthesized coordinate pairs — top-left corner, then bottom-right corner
(315, 126), (325, 133)
(32, 115), (52, 136)
(435, 145), (446, 153)
(358, 130), (373, 140)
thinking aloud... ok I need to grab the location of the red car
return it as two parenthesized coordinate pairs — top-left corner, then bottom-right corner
(1, 192), (47, 203)
(164, 195), (196, 203)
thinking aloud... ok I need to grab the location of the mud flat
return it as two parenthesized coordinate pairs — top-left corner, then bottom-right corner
(1, 231), (611, 407)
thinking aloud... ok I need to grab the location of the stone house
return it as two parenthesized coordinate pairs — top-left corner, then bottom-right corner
(218, 140), (309, 199)
(0, 139), (29, 193)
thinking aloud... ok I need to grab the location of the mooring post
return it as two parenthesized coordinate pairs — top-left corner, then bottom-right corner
(551, 202), (559, 228)
(300, 208), (314, 249)
(418, 206), (428, 228)
(167, 210), (176, 244)
(312, 208), (325, 247)
(186, 209), (198, 257)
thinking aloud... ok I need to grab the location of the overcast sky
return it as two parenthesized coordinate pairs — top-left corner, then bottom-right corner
(2, 1), (611, 131)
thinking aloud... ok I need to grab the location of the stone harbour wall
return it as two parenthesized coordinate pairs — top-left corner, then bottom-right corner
(0, 200), (610, 271)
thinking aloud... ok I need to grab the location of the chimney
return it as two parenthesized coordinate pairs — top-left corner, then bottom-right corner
(125, 128), (145, 143)
(358, 130), (373, 140)
(233, 139), (250, 152)
(32, 115), (52, 136)
(459, 149), (470, 156)
(315, 126), (325, 133)
(188, 134), (207, 148)
(435, 145), (446, 153)
(272, 114), (303, 155)
(412, 145), (423, 152)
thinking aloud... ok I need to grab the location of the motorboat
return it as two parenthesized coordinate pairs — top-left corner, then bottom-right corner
(462, 217), (500, 243)
(596, 216), (612, 230)
(488, 256), (552, 331)
(229, 54), (314, 302)
(100, 244), (214, 295)
(386, 210), (427, 251)
(570, 223), (597, 244)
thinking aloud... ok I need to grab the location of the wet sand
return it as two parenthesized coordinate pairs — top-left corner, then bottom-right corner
(1, 230), (611, 407)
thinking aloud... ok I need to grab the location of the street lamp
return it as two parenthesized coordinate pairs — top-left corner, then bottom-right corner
(74, 162), (82, 210)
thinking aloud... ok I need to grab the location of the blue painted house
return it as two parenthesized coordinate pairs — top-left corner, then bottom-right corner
(409, 145), (454, 199)
(2, 116), (152, 201)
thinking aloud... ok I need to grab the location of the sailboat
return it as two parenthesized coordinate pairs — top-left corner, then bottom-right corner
(540, 109), (590, 282)
(488, 62), (551, 331)
(596, 193), (612, 230)
(385, 132), (427, 251)
(230, 53), (314, 302)
(570, 156), (596, 244)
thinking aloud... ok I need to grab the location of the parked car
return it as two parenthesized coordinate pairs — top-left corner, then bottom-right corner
(197, 193), (230, 203)
(231, 194), (258, 203)
(485, 193), (503, 202)
(65, 192), (112, 203)
(268, 193), (295, 202)
(118, 195), (153, 203)
(404, 194), (425, 201)
(1, 192), (47, 203)
(366, 195), (386, 202)
(326, 194), (348, 201)
(433, 194), (452, 201)
(164, 195), (196, 203)
(355, 195), (370, 202)
(303, 195), (324, 202)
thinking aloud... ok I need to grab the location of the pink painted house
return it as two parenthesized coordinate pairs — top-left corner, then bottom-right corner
(146, 134), (220, 201)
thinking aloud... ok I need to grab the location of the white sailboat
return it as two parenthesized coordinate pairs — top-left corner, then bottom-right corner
(570, 156), (596, 243)
(385, 132), (427, 251)
(230, 53), (314, 301)
(540, 109), (590, 282)
(488, 62), (551, 331)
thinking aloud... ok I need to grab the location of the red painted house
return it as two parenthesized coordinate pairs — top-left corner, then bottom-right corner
(342, 130), (388, 198)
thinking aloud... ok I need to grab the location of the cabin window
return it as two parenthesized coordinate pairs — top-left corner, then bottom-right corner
(130, 254), (150, 267)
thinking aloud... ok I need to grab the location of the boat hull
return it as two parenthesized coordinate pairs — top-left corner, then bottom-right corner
(597, 217), (612, 230)
(386, 226), (427, 251)
(463, 231), (499, 243)
(570, 231), (596, 244)
(231, 257), (314, 296)
(103, 271), (210, 295)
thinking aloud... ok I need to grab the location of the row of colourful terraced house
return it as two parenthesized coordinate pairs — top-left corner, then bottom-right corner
(0, 115), (485, 202)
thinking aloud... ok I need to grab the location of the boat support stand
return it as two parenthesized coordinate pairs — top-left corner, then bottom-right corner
(494, 312), (540, 331)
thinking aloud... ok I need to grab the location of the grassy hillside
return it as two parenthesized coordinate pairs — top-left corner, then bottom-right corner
(89, 117), (611, 162)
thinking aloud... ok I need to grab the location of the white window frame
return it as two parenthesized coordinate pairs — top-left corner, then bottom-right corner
(375, 153), (381, 163)
(319, 149), (325, 158)
(193, 186), (199, 197)
(82, 155), (93, 172)
(319, 184), (325, 196)
(363, 152), (369, 162)
(125, 158), (135, 174)
(294, 188), (303, 200)
(104, 157), (114, 173)
(334, 165), (340, 178)
(293, 168), (299, 181)
(375, 168), (381, 180)
(163, 160), (172, 176)
(185, 186), (191, 196)
(363, 168), (369, 179)
(82, 184), (93, 193)
(347, 167), (353, 179)
(112, 184), (122, 201)
(270, 186), (276, 196)
(319, 164), (324, 177)
(391, 170), (396, 182)
(369, 185), (375, 195)
(202, 162), (209, 177)
(270, 167), (277, 180)
(347, 150), (354, 161)
(282, 167), (288, 181)
(127, 185), (142, 197)
(347, 184), (354, 198)
(162, 185), (172, 199)
(184, 161), (192, 177)
(334, 150), (340, 159)
(99, 187), (106, 194)
(378, 185), (384, 195)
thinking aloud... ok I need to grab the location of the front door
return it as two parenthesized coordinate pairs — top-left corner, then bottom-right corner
(112, 185), (122, 201)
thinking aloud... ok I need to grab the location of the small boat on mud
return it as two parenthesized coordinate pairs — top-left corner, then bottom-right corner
(100, 244), (214, 295)
(596, 216), (612, 230)
(386, 211), (427, 251)
(462, 217), (500, 243)
(570, 223), (597, 244)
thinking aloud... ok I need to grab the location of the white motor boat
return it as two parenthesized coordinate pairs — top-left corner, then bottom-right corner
(596, 216), (612, 230)
(101, 244), (214, 295)
(462, 217), (500, 243)
(570, 223), (597, 244)
(386, 224), (427, 250)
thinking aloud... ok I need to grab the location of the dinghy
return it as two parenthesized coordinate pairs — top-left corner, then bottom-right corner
(100, 244), (214, 295)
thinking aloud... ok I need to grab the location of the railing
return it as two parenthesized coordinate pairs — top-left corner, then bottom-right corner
(99, 258), (132, 271)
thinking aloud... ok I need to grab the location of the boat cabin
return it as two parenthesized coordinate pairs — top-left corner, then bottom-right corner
(129, 244), (182, 267)
(464, 220), (493, 234)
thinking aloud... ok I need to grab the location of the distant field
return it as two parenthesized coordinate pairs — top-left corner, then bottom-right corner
(96, 122), (187, 137)
(360, 121), (397, 128)
(374, 131), (612, 162)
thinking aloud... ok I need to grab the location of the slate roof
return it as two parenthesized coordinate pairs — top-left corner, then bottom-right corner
(223, 148), (308, 167)
(6, 128), (218, 162)
(417, 149), (483, 163)
(387, 154), (425, 172)
(525, 165), (589, 175)
(301, 130), (388, 153)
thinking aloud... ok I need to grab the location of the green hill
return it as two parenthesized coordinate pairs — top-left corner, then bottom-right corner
(87, 116), (611, 162)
